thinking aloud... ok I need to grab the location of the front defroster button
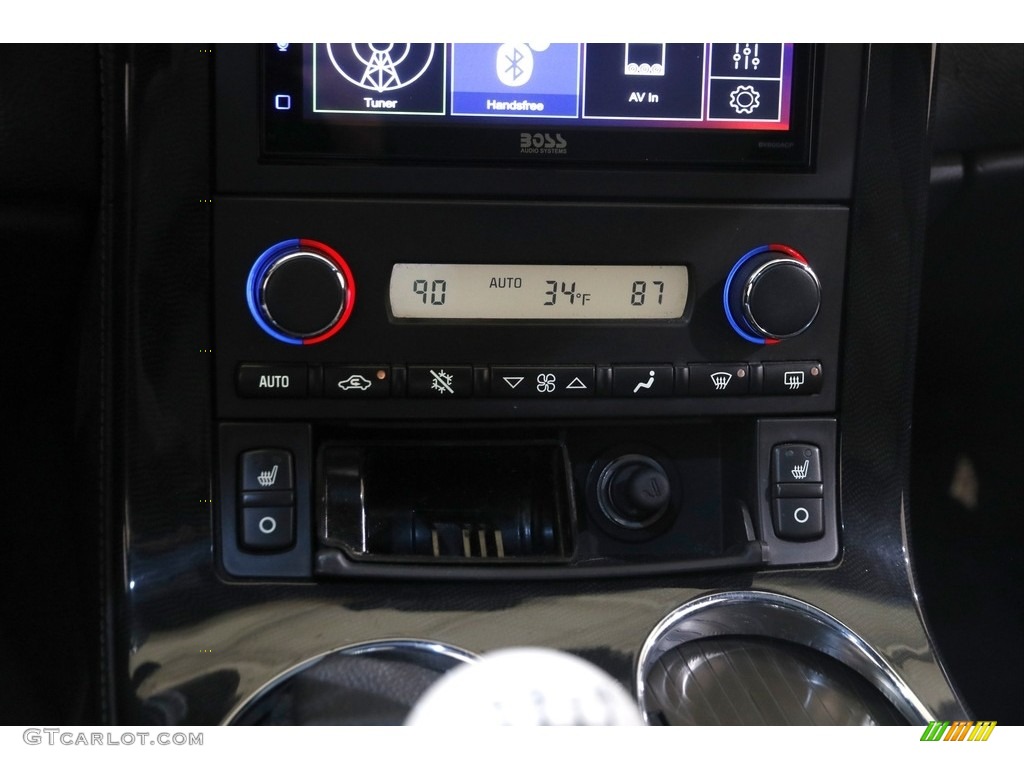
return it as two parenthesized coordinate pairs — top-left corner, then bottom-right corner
(688, 364), (750, 396)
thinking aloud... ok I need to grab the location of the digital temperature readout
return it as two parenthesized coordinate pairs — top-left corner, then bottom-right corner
(389, 264), (688, 320)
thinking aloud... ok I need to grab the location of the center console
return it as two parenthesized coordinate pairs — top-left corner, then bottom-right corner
(215, 44), (860, 581)
(106, 44), (967, 726)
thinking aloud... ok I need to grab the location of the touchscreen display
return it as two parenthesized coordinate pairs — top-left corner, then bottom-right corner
(263, 43), (810, 166)
(308, 43), (791, 128)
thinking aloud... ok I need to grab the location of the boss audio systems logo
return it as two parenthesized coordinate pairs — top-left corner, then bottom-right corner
(520, 132), (568, 155)
(920, 721), (997, 741)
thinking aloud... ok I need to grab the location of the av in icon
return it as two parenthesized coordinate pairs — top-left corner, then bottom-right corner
(624, 44), (666, 76)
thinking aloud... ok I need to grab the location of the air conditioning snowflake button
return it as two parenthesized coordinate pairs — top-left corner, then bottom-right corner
(723, 244), (821, 344)
(246, 239), (356, 345)
(407, 366), (474, 397)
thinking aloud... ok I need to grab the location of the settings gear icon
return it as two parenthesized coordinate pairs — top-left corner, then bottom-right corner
(728, 85), (761, 115)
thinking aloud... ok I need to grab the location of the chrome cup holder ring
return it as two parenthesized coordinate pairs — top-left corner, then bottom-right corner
(225, 638), (479, 725)
(636, 591), (934, 726)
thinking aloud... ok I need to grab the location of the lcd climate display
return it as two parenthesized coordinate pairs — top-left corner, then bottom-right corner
(389, 264), (689, 321)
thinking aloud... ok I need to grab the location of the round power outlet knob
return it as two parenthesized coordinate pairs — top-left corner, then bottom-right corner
(597, 455), (672, 530)
(246, 239), (355, 345)
(723, 244), (820, 344)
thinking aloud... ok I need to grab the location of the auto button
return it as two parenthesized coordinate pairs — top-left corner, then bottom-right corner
(237, 363), (308, 398)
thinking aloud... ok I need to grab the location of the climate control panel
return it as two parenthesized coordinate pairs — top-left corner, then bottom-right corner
(215, 199), (847, 420)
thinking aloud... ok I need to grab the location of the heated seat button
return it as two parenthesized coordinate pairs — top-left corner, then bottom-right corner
(763, 361), (824, 395)
(773, 498), (824, 541)
(772, 444), (822, 484)
(240, 449), (294, 491)
(240, 507), (295, 551)
(237, 364), (308, 398)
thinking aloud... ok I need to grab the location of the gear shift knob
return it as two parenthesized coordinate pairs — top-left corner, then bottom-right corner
(406, 647), (643, 726)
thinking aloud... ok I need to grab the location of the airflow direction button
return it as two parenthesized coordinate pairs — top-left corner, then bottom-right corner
(612, 365), (674, 397)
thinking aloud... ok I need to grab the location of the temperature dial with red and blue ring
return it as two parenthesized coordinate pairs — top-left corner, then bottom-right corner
(246, 239), (355, 345)
(723, 244), (821, 344)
